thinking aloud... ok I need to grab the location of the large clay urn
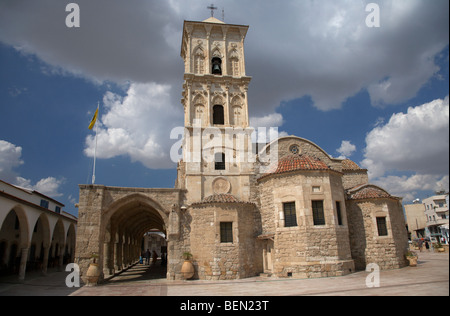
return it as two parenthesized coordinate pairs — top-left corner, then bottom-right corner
(406, 256), (418, 267)
(86, 263), (101, 286)
(181, 260), (195, 280)
(181, 252), (195, 280)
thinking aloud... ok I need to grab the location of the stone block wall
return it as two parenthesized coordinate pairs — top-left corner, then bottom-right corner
(346, 198), (409, 270)
(188, 202), (262, 280)
(258, 170), (355, 278)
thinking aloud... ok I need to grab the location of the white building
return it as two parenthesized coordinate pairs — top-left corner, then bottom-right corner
(404, 199), (428, 240)
(0, 179), (77, 280)
(423, 192), (449, 244)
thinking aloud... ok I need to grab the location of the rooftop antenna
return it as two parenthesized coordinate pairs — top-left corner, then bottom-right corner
(207, 3), (218, 18)
(222, 7), (225, 22)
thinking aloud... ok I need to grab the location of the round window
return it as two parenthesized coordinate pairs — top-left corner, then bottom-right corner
(290, 145), (300, 154)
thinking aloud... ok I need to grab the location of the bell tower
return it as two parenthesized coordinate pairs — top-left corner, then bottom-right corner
(179, 17), (254, 203)
(181, 17), (251, 128)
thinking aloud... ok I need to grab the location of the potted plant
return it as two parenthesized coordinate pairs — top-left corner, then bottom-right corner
(86, 253), (101, 286)
(433, 242), (445, 253)
(180, 252), (195, 280)
(406, 251), (418, 267)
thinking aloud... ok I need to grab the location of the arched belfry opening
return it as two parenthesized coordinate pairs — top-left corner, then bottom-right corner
(211, 57), (222, 75)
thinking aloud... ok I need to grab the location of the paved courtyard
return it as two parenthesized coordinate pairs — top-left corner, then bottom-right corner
(0, 252), (448, 296)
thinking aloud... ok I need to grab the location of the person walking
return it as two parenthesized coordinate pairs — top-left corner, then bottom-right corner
(418, 239), (424, 252)
(152, 250), (158, 265)
(145, 249), (151, 265)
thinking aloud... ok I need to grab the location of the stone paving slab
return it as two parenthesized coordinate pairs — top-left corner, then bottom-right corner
(72, 252), (449, 296)
(0, 252), (448, 296)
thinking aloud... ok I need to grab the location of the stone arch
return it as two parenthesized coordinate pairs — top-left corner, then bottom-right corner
(49, 219), (65, 269)
(102, 193), (169, 229)
(29, 213), (51, 272)
(99, 193), (169, 279)
(0, 207), (29, 274)
(212, 94), (225, 106)
(0, 207), (29, 250)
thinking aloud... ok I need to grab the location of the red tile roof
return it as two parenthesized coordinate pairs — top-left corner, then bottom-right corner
(342, 159), (363, 170)
(346, 185), (398, 200)
(192, 194), (255, 205)
(204, 194), (240, 203)
(263, 154), (330, 176)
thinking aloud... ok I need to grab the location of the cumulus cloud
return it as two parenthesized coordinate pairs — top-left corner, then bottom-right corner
(1, 0), (448, 180)
(0, 0), (180, 85)
(336, 140), (357, 159)
(84, 82), (183, 169)
(362, 96), (449, 178)
(372, 174), (449, 202)
(361, 96), (449, 201)
(250, 113), (284, 129)
(0, 140), (24, 181)
(0, 0), (447, 117)
(0, 140), (64, 197)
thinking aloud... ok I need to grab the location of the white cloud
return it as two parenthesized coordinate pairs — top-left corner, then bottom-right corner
(362, 96), (449, 178)
(361, 97), (449, 200)
(84, 82), (183, 169)
(250, 113), (284, 129)
(336, 140), (357, 159)
(0, 0), (447, 116)
(33, 177), (65, 197)
(0, 140), (24, 181)
(0, 140), (64, 197)
(372, 174), (449, 202)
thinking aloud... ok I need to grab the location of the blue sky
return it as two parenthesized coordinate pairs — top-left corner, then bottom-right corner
(0, 0), (449, 216)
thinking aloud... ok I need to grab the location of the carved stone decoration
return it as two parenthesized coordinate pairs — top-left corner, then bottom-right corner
(212, 41), (222, 58)
(212, 177), (231, 194)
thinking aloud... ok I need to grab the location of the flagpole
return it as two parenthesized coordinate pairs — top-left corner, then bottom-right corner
(92, 102), (99, 185)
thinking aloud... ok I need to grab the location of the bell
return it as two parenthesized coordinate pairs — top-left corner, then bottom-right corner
(212, 64), (221, 74)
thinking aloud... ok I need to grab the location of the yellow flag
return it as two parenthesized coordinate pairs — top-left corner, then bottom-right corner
(88, 108), (98, 130)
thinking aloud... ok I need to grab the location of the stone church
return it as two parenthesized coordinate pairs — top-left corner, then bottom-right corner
(75, 16), (409, 282)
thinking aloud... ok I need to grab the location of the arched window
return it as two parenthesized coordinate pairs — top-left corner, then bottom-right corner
(211, 57), (222, 75)
(215, 152), (226, 170)
(213, 105), (224, 125)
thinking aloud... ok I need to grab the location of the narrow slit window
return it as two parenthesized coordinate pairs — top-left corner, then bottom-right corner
(215, 152), (226, 170)
(312, 200), (325, 226)
(213, 105), (224, 125)
(220, 222), (233, 243)
(376, 217), (388, 236)
(336, 201), (343, 226)
(283, 202), (297, 227)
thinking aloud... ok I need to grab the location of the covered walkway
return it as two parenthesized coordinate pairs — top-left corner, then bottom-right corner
(106, 260), (167, 285)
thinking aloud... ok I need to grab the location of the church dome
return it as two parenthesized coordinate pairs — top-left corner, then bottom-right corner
(260, 154), (330, 181)
(277, 154), (330, 172)
(346, 184), (398, 200)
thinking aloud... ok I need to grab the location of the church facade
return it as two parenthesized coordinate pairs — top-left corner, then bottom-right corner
(75, 17), (409, 282)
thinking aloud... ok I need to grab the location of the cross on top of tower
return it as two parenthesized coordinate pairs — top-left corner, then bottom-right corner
(207, 3), (218, 17)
